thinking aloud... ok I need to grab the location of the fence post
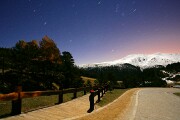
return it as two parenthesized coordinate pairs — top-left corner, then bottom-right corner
(103, 86), (106, 94)
(73, 88), (77, 99)
(101, 87), (104, 97)
(58, 87), (63, 104)
(84, 87), (87, 95)
(11, 86), (22, 115)
(98, 88), (100, 102)
(105, 85), (108, 92)
(88, 90), (94, 113)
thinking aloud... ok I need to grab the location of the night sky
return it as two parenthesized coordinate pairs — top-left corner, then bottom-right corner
(0, 0), (180, 65)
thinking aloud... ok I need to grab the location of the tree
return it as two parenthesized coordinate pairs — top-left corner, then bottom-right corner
(61, 51), (74, 88)
(9, 37), (64, 91)
(86, 80), (92, 87)
(94, 79), (99, 86)
(61, 51), (74, 68)
(13, 40), (28, 71)
(0, 36), (84, 92)
(39, 36), (61, 64)
(0, 48), (12, 75)
(13, 40), (39, 71)
(26, 40), (39, 60)
(0, 48), (14, 93)
(80, 64), (142, 88)
(61, 51), (83, 88)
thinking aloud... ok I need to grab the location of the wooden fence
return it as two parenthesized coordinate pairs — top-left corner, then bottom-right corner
(88, 86), (108, 112)
(0, 85), (108, 115)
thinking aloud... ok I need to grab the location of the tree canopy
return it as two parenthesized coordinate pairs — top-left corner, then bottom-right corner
(0, 36), (82, 93)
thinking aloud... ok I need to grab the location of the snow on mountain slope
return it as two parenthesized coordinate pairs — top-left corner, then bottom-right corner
(82, 53), (180, 69)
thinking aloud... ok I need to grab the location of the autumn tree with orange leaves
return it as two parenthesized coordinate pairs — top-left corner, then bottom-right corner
(8, 36), (64, 90)
(0, 36), (83, 92)
(39, 36), (61, 64)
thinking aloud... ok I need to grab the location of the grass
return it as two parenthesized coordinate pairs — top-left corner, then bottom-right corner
(173, 92), (180, 97)
(0, 91), (84, 118)
(0, 101), (11, 118)
(97, 89), (128, 107)
(81, 76), (96, 85)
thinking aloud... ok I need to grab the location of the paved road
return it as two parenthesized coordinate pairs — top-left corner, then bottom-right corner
(130, 88), (180, 120)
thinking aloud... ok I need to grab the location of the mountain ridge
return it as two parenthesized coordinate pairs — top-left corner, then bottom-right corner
(82, 53), (180, 69)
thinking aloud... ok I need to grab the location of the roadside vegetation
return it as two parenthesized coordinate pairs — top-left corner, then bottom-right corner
(97, 89), (128, 107)
(173, 92), (180, 97)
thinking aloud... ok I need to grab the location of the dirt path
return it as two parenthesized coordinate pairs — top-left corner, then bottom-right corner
(74, 88), (140, 120)
(3, 94), (99, 120)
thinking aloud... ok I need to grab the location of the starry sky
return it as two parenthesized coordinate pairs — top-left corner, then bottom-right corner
(0, 0), (180, 65)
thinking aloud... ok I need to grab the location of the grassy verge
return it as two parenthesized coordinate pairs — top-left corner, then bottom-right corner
(173, 92), (180, 97)
(97, 89), (128, 107)
(0, 91), (84, 118)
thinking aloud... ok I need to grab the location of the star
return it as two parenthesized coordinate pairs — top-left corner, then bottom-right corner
(44, 22), (47, 25)
(115, 4), (119, 13)
(129, 9), (137, 15)
(98, 1), (101, 5)
(133, 9), (137, 12)
(33, 9), (36, 12)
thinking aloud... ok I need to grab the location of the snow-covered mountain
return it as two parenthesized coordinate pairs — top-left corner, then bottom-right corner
(82, 53), (180, 69)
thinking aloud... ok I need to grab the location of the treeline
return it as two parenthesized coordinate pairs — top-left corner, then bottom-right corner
(164, 62), (180, 81)
(80, 63), (180, 88)
(0, 36), (83, 93)
(80, 64), (141, 88)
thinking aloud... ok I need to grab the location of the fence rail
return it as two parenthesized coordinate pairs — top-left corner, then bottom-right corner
(0, 87), (91, 101)
(0, 92), (18, 101)
(0, 85), (108, 115)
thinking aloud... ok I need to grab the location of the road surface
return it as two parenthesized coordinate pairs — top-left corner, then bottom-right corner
(124, 88), (180, 120)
